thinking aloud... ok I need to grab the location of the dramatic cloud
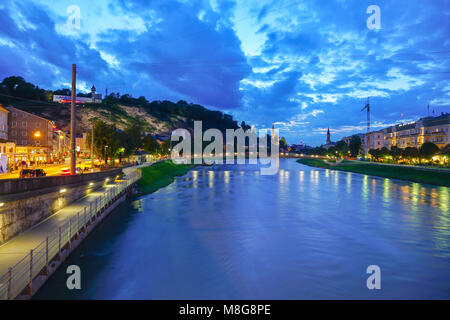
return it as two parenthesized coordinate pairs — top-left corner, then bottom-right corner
(0, 0), (449, 145)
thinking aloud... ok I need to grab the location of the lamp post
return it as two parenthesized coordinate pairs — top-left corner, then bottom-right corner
(33, 131), (41, 167)
(104, 145), (108, 166)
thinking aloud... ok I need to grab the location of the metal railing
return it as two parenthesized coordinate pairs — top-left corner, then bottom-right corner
(0, 170), (141, 300)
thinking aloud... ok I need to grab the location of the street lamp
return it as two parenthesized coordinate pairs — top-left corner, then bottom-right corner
(104, 145), (108, 166)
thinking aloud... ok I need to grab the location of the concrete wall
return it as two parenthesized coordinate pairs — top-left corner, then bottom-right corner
(0, 169), (122, 245)
(0, 169), (122, 195)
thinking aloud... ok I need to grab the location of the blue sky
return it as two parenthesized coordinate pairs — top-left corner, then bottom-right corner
(0, 0), (449, 145)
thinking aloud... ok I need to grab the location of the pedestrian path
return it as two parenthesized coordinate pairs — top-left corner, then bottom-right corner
(0, 169), (141, 299)
(0, 184), (116, 273)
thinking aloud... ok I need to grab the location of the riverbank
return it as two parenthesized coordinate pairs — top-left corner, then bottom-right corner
(137, 160), (195, 195)
(297, 158), (450, 187)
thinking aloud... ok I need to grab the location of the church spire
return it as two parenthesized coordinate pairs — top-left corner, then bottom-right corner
(326, 127), (331, 144)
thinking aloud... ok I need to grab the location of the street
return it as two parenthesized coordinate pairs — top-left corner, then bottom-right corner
(0, 160), (92, 179)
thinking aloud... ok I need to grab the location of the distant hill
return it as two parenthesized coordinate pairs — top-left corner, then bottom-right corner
(0, 76), (241, 135)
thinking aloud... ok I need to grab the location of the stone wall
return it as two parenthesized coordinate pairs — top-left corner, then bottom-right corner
(0, 169), (122, 245)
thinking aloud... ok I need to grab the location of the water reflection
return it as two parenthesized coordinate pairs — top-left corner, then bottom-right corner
(35, 159), (450, 300)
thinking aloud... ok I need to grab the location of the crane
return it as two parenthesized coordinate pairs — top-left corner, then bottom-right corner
(361, 97), (370, 156)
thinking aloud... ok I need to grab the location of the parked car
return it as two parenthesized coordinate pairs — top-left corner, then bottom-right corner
(60, 167), (83, 175)
(19, 169), (47, 178)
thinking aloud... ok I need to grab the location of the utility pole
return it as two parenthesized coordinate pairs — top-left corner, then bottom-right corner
(70, 64), (76, 175)
(91, 124), (94, 172)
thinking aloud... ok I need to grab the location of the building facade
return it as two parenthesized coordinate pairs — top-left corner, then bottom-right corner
(367, 130), (384, 150)
(7, 106), (54, 165)
(383, 113), (449, 150)
(53, 85), (102, 104)
(0, 105), (16, 172)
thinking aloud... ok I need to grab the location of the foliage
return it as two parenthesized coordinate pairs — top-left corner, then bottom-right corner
(142, 134), (160, 154)
(419, 142), (439, 159)
(137, 160), (195, 195)
(349, 135), (362, 156)
(297, 158), (450, 187)
(0, 76), (53, 103)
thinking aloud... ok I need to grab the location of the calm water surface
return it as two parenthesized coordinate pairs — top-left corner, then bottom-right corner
(35, 159), (450, 299)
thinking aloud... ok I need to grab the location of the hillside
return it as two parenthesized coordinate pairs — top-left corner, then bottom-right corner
(0, 76), (241, 135)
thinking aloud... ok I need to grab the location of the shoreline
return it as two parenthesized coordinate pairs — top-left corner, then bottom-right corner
(136, 160), (196, 196)
(296, 158), (450, 187)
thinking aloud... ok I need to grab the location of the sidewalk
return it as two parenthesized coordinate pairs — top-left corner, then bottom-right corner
(0, 162), (151, 280)
(0, 183), (118, 275)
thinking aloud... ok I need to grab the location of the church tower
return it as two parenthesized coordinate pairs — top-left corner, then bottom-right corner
(326, 127), (331, 144)
(91, 85), (96, 103)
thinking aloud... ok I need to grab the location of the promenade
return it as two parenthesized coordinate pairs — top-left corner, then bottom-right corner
(0, 164), (146, 299)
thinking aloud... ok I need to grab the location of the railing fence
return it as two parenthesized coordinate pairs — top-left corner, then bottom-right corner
(0, 170), (141, 300)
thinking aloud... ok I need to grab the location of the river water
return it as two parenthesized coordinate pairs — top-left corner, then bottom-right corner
(35, 159), (450, 299)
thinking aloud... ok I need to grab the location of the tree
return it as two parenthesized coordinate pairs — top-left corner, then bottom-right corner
(142, 134), (159, 155)
(379, 147), (389, 157)
(419, 142), (439, 160)
(402, 147), (419, 160)
(389, 146), (403, 162)
(335, 140), (347, 150)
(1, 76), (26, 93)
(160, 139), (171, 155)
(349, 135), (362, 157)
(280, 137), (287, 149)
(87, 120), (120, 165)
(240, 121), (251, 131)
(122, 123), (142, 157)
(369, 148), (380, 160)
(440, 144), (450, 157)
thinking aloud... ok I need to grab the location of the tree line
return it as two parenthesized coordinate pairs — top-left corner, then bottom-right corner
(87, 120), (170, 165)
(299, 133), (449, 165)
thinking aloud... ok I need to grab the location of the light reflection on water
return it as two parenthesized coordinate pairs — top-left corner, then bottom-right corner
(35, 159), (450, 300)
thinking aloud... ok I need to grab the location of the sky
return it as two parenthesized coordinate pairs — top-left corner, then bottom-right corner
(0, 0), (449, 146)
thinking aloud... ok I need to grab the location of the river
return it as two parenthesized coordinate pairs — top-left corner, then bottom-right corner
(34, 159), (450, 299)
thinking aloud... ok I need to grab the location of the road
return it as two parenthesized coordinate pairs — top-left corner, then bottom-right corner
(0, 160), (93, 179)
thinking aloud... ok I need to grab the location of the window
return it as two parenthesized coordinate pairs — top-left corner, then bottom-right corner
(36, 122), (41, 128)
(11, 130), (16, 136)
(12, 112), (17, 117)
(11, 121), (17, 127)
(22, 121), (27, 127)
(22, 131), (26, 136)
(22, 140), (27, 145)
(22, 113), (27, 118)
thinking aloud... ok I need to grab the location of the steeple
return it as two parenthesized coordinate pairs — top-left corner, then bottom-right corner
(326, 127), (331, 144)
(91, 85), (96, 102)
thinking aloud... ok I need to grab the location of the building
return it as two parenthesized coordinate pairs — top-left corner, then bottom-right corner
(322, 127), (336, 149)
(0, 105), (8, 140)
(367, 130), (384, 150)
(384, 113), (449, 149)
(7, 106), (55, 165)
(53, 85), (102, 104)
(0, 105), (16, 172)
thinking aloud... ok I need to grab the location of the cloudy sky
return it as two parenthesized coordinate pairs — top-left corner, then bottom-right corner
(0, 0), (449, 145)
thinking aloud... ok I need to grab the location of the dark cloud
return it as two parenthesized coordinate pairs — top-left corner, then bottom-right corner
(0, 0), (448, 145)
